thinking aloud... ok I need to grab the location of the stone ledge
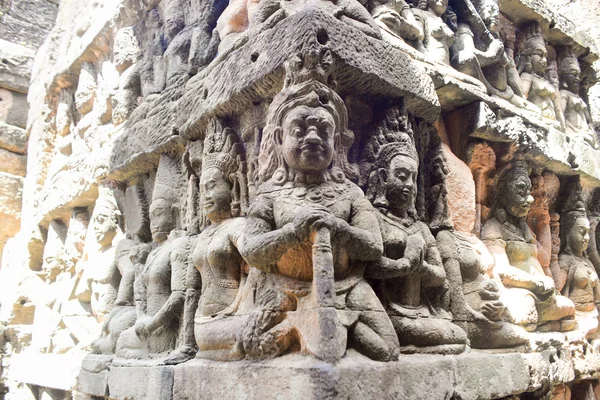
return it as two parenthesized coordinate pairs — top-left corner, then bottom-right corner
(0, 122), (27, 154)
(0, 40), (35, 94)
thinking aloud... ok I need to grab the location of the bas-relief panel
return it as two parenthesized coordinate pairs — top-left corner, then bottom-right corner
(10, 0), (600, 398)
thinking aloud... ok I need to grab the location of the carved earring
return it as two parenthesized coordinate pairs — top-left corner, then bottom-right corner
(367, 169), (388, 209)
(230, 174), (241, 218)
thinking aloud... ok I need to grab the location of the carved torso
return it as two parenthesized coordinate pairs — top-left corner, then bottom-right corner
(560, 253), (599, 311)
(379, 213), (441, 315)
(482, 216), (543, 276)
(90, 247), (120, 321)
(523, 73), (558, 120)
(254, 179), (363, 281)
(193, 218), (245, 316)
(143, 235), (188, 316)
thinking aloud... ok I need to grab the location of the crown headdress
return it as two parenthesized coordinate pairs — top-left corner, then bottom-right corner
(202, 117), (248, 217)
(557, 46), (580, 77)
(258, 37), (356, 184)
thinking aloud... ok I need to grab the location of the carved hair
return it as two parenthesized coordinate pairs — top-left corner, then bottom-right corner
(258, 45), (356, 185)
(366, 125), (419, 217)
(202, 118), (248, 219)
(516, 21), (546, 74)
(557, 46), (581, 91)
(490, 163), (535, 242)
(559, 180), (587, 253)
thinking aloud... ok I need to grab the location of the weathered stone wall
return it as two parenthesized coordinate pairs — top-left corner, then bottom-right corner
(0, 1), (59, 397)
(0, 0), (58, 263)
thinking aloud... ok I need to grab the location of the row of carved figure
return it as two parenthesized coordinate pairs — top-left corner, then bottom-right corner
(74, 56), (600, 364)
(214, 0), (598, 147)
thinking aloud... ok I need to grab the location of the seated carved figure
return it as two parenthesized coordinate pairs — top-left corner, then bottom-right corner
(369, 0), (423, 53)
(239, 50), (399, 362)
(556, 205), (600, 338)
(516, 22), (566, 131)
(481, 165), (575, 332)
(410, 0), (455, 65)
(437, 229), (529, 350)
(364, 132), (467, 354)
(557, 46), (597, 148)
(75, 190), (123, 322)
(116, 155), (192, 359)
(191, 121), (250, 362)
(450, 0), (539, 113)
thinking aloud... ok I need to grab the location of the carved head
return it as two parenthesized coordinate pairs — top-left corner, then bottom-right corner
(201, 119), (246, 223)
(562, 212), (590, 256)
(150, 154), (183, 243)
(417, 0), (447, 15)
(368, 133), (419, 216)
(494, 165), (534, 219)
(91, 189), (121, 247)
(560, 181), (589, 256)
(258, 48), (354, 185)
(517, 22), (547, 75)
(479, 0), (500, 33)
(558, 46), (581, 93)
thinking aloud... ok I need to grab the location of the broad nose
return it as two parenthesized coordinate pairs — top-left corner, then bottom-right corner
(527, 195), (534, 205)
(304, 128), (322, 144)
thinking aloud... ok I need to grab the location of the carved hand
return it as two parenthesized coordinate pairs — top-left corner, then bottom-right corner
(487, 39), (505, 61)
(134, 316), (153, 339)
(534, 275), (556, 297)
(480, 300), (506, 321)
(404, 234), (425, 272)
(293, 207), (332, 240)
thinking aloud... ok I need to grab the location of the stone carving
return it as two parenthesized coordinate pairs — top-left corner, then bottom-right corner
(450, 0), (539, 112)
(369, 0), (423, 53)
(516, 22), (566, 130)
(587, 189), (600, 275)
(116, 155), (191, 359)
(239, 48), (399, 362)
(218, 0), (381, 53)
(557, 46), (597, 147)
(467, 141), (496, 234)
(437, 229), (529, 350)
(186, 119), (249, 362)
(364, 118), (467, 354)
(556, 186), (600, 338)
(410, 0), (455, 65)
(527, 171), (560, 279)
(75, 188), (123, 322)
(481, 163), (576, 332)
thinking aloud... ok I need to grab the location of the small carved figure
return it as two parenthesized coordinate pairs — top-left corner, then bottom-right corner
(116, 155), (191, 359)
(556, 205), (600, 338)
(516, 22), (566, 130)
(587, 189), (600, 276)
(365, 132), (467, 354)
(239, 48), (399, 362)
(370, 0), (424, 52)
(190, 120), (250, 362)
(557, 46), (597, 148)
(75, 190), (123, 322)
(437, 229), (529, 350)
(481, 164), (575, 332)
(450, 0), (539, 112)
(218, 0), (381, 53)
(411, 0), (455, 65)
